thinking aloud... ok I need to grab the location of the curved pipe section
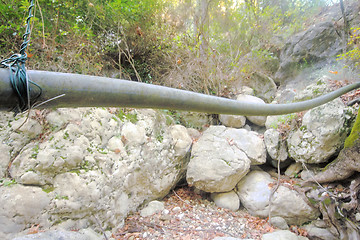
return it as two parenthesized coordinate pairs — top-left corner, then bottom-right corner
(0, 68), (359, 116)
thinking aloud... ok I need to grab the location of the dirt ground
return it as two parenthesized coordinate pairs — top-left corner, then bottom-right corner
(112, 186), (307, 240)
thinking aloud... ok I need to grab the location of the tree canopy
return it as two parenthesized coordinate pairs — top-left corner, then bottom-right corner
(0, 0), (352, 94)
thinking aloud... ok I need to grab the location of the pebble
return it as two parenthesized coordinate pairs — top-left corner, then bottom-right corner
(177, 213), (185, 219)
(140, 200), (164, 217)
(269, 216), (289, 230)
(172, 206), (181, 212)
(355, 212), (360, 221)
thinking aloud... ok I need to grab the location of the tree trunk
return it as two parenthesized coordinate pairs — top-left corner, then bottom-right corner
(194, 0), (211, 58)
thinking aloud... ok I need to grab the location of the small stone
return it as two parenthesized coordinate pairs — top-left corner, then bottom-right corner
(262, 230), (309, 240)
(285, 162), (303, 177)
(187, 128), (201, 140)
(213, 237), (244, 240)
(264, 128), (288, 163)
(303, 222), (337, 240)
(177, 213), (185, 219)
(107, 136), (125, 152)
(12, 230), (92, 240)
(140, 201), (164, 217)
(355, 212), (360, 221)
(19, 171), (42, 185)
(210, 190), (240, 211)
(159, 214), (171, 221)
(269, 216), (289, 230)
(236, 94), (267, 127)
(172, 206), (181, 212)
(219, 114), (246, 128)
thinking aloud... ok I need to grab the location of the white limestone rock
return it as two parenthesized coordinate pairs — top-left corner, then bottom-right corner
(19, 171), (41, 185)
(0, 184), (51, 239)
(236, 94), (267, 127)
(170, 125), (192, 157)
(302, 223), (337, 240)
(46, 108), (82, 128)
(262, 230), (309, 240)
(12, 229), (101, 240)
(187, 126), (253, 192)
(284, 162), (303, 177)
(269, 216), (289, 230)
(10, 117), (42, 139)
(186, 128), (201, 140)
(219, 114), (246, 128)
(140, 200), (165, 217)
(287, 98), (350, 164)
(236, 170), (319, 225)
(2, 108), (191, 238)
(107, 136), (125, 153)
(225, 128), (267, 165)
(210, 190), (240, 211)
(264, 128), (288, 162)
(356, 212), (360, 221)
(121, 122), (146, 145)
(213, 237), (243, 240)
(0, 143), (11, 178)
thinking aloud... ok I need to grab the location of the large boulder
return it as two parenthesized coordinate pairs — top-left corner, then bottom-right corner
(275, 21), (342, 84)
(0, 185), (51, 239)
(0, 112), (36, 179)
(275, 3), (360, 84)
(287, 98), (350, 164)
(236, 170), (319, 225)
(236, 94), (267, 127)
(186, 126), (252, 192)
(12, 229), (101, 240)
(1, 108), (192, 239)
(243, 72), (277, 103)
(219, 94), (268, 128)
(262, 230), (309, 240)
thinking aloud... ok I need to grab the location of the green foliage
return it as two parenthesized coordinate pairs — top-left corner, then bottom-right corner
(155, 130), (164, 142)
(344, 110), (360, 148)
(30, 144), (40, 159)
(1, 179), (17, 187)
(116, 109), (138, 123)
(55, 194), (69, 200)
(269, 113), (298, 129)
(42, 186), (55, 193)
(337, 27), (360, 68)
(323, 197), (332, 206)
(0, 0), (329, 94)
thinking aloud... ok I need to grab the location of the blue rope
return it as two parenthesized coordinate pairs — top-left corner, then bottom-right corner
(1, 0), (42, 114)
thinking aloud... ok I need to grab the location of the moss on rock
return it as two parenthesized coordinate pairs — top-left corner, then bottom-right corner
(344, 110), (360, 148)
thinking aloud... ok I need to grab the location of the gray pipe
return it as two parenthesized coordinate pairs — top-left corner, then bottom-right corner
(0, 68), (359, 116)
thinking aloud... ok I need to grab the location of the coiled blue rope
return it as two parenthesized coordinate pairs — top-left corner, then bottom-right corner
(0, 0), (42, 114)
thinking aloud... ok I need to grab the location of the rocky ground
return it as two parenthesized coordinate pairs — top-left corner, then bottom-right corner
(111, 186), (307, 240)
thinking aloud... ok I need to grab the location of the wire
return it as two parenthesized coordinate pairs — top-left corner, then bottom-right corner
(0, 0), (42, 115)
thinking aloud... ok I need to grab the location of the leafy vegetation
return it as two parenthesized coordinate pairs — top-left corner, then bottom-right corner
(0, 0), (331, 94)
(115, 109), (138, 123)
(0, 178), (17, 187)
(337, 26), (360, 68)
